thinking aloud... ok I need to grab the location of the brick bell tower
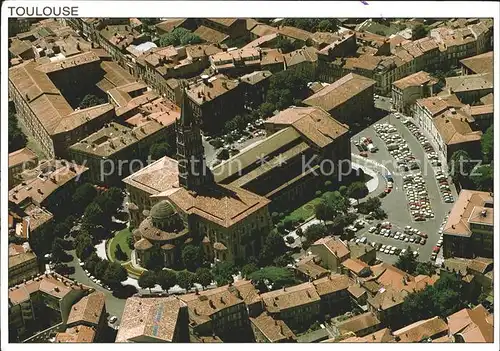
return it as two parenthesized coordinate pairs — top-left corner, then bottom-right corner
(176, 89), (214, 190)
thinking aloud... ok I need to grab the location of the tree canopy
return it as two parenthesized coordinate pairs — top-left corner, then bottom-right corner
(302, 223), (327, 248)
(177, 270), (196, 290)
(412, 24), (429, 40)
(195, 268), (214, 289)
(149, 142), (173, 160)
(249, 266), (297, 291)
(211, 262), (237, 286)
(481, 126), (493, 164)
(395, 246), (418, 274)
(103, 262), (127, 288)
(8, 110), (27, 153)
(281, 18), (340, 33)
(138, 270), (157, 292)
(157, 269), (178, 292)
(72, 183), (98, 212)
(182, 244), (205, 271)
(159, 27), (202, 47)
(347, 182), (369, 204)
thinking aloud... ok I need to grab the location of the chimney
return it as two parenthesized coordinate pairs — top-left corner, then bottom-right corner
(209, 299), (216, 309)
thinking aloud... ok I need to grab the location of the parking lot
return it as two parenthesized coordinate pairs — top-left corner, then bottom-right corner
(350, 113), (457, 263)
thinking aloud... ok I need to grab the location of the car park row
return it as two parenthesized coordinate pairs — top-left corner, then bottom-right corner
(402, 119), (455, 204)
(373, 122), (434, 221)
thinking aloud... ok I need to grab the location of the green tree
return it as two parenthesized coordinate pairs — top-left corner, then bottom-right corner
(212, 262), (237, 286)
(79, 94), (106, 109)
(51, 237), (68, 263)
(159, 27), (201, 47)
(177, 271), (196, 290)
(179, 32), (202, 45)
(412, 24), (429, 40)
(259, 231), (287, 266)
(322, 191), (349, 215)
(157, 270), (178, 292)
(95, 259), (110, 279)
(481, 126), (493, 163)
(449, 150), (472, 183)
(302, 223), (327, 248)
(149, 142), (172, 160)
(274, 36), (299, 54)
(143, 246), (165, 271)
(470, 164), (493, 191)
(195, 268), (213, 289)
(114, 244), (128, 261)
(182, 245), (205, 271)
(72, 183), (97, 211)
(127, 235), (135, 250)
(315, 201), (335, 223)
(259, 102), (276, 117)
(75, 233), (94, 260)
(358, 197), (381, 214)
(82, 202), (104, 232)
(8, 110), (27, 152)
(339, 185), (348, 196)
(347, 181), (368, 204)
(395, 246), (417, 274)
(415, 262), (436, 276)
(316, 19), (340, 32)
(249, 266), (297, 291)
(138, 270), (157, 292)
(103, 262), (127, 288)
(241, 263), (259, 278)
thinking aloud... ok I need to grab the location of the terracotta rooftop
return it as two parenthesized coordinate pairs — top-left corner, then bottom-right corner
(337, 312), (380, 335)
(36, 51), (100, 73)
(266, 106), (349, 148)
(278, 26), (313, 42)
(393, 71), (438, 90)
(9, 160), (88, 206)
(460, 51), (493, 74)
(416, 94), (464, 117)
(296, 255), (329, 280)
(285, 46), (318, 66)
(8, 148), (37, 168)
(250, 312), (297, 342)
(179, 284), (245, 326)
(348, 242), (376, 260)
(8, 250), (37, 270)
(394, 316), (448, 342)
(445, 73), (493, 93)
(67, 292), (106, 326)
(158, 183), (270, 228)
(194, 25), (228, 44)
(447, 305), (493, 343)
(8, 273), (88, 305)
(185, 43), (222, 59)
(55, 325), (96, 343)
(303, 73), (376, 113)
(347, 284), (367, 299)
(312, 274), (350, 296)
(468, 104), (493, 116)
(261, 282), (320, 313)
(479, 93), (493, 105)
(155, 19), (188, 33)
(242, 33), (279, 49)
(206, 18), (240, 27)
(443, 190), (493, 237)
(123, 156), (179, 196)
(341, 258), (370, 275)
(186, 74), (239, 105)
(240, 70), (272, 85)
(339, 327), (395, 343)
(116, 296), (186, 342)
(311, 236), (350, 259)
(69, 120), (165, 157)
(251, 24), (278, 38)
(260, 48), (285, 68)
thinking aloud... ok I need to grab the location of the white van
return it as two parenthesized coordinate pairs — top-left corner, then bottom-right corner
(367, 143), (378, 153)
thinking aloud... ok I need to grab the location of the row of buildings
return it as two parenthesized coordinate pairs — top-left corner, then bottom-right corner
(8, 272), (107, 343)
(391, 51), (493, 161)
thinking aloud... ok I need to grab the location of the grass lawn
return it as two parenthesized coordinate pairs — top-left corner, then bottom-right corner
(109, 228), (133, 262)
(287, 197), (323, 222)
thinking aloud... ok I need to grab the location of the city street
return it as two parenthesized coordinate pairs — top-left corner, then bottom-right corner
(350, 113), (456, 262)
(67, 250), (127, 324)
